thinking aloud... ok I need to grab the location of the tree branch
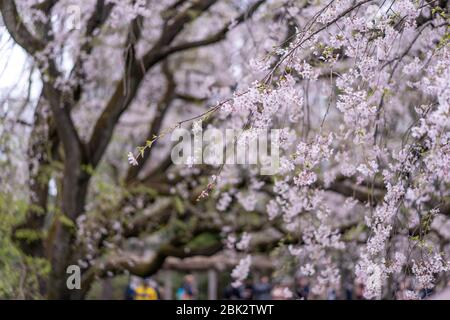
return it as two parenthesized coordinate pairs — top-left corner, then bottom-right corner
(87, 0), (219, 168)
(125, 61), (176, 183)
(0, 0), (46, 53)
(162, 0), (266, 56)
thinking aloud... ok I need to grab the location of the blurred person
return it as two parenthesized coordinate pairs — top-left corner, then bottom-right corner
(176, 274), (197, 300)
(344, 281), (354, 300)
(295, 276), (310, 300)
(124, 276), (140, 300)
(395, 280), (409, 300)
(242, 279), (254, 300)
(135, 277), (159, 300)
(419, 288), (434, 299)
(224, 284), (243, 300)
(327, 288), (337, 300)
(354, 282), (365, 300)
(253, 276), (272, 300)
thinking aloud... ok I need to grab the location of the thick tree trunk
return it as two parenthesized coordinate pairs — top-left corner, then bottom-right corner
(38, 80), (92, 299)
(46, 173), (89, 299)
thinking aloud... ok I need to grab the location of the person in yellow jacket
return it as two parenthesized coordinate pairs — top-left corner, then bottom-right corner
(134, 278), (159, 300)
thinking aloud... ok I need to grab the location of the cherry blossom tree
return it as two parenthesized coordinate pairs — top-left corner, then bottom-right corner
(0, 0), (449, 300)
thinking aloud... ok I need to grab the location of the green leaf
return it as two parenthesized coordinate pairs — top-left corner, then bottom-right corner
(137, 146), (145, 157)
(14, 229), (43, 242)
(173, 196), (184, 214)
(186, 232), (220, 251)
(59, 214), (76, 229)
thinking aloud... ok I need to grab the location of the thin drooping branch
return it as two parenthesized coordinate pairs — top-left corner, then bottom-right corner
(125, 62), (176, 183)
(87, 0), (219, 168)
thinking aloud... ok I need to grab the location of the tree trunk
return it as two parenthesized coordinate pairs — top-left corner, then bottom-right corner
(46, 163), (90, 299)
